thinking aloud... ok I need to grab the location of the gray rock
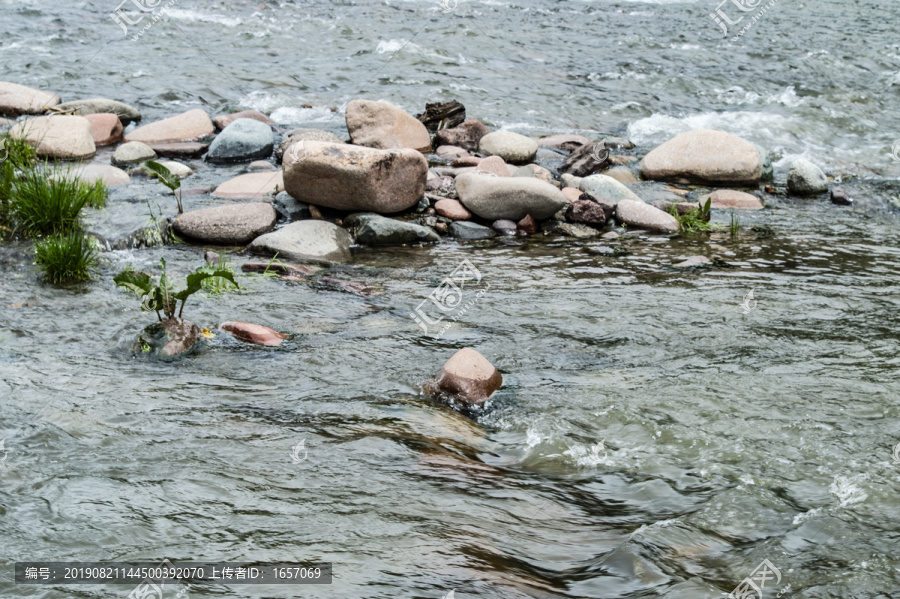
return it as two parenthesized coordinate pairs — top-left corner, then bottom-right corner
(53, 98), (142, 125)
(479, 131), (539, 164)
(787, 158), (828, 196)
(173, 203), (277, 245)
(455, 172), (568, 221)
(204, 251), (221, 264)
(830, 188), (853, 206)
(249, 220), (353, 264)
(615, 199), (679, 233)
(112, 141), (157, 167)
(492, 219), (517, 235)
(579, 174), (643, 203)
(545, 222), (600, 238)
(275, 128), (344, 163)
(450, 221), (496, 240)
(753, 144), (773, 182)
(560, 173), (583, 189)
(133, 318), (201, 360)
(273, 191), (310, 221)
(207, 118), (274, 163)
(344, 213), (440, 245)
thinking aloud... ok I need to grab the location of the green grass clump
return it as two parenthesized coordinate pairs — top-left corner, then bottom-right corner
(201, 254), (240, 296)
(729, 210), (740, 240)
(0, 133), (38, 233)
(668, 198), (713, 234)
(12, 168), (106, 237)
(34, 231), (98, 284)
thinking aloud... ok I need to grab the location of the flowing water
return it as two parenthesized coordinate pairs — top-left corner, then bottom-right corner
(2, 0), (900, 597)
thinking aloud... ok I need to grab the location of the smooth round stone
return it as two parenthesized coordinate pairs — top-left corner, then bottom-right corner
(615, 199), (679, 233)
(53, 98), (141, 125)
(450, 221), (496, 240)
(579, 174), (643, 203)
(206, 118), (274, 163)
(112, 141), (156, 166)
(83, 113), (123, 146)
(455, 172), (568, 221)
(475, 155), (511, 177)
(344, 213), (440, 246)
(219, 321), (288, 347)
(212, 171), (284, 200)
(125, 108), (214, 144)
(704, 189), (764, 210)
(434, 199), (472, 220)
(345, 99), (431, 152)
(478, 130), (539, 164)
(430, 348), (502, 405)
(787, 158), (828, 196)
(492, 219), (517, 235)
(0, 81), (60, 116)
(149, 160), (192, 179)
(249, 160), (277, 171)
(173, 203), (277, 245)
(639, 129), (762, 186)
(59, 163), (130, 187)
(213, 109), (274, 131)
(249, 220), (353, 264)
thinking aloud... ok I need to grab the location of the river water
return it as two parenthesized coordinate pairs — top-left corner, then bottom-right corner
(2, 0), (900, 598)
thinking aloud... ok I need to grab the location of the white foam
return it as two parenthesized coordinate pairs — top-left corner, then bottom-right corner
(166, 8), (242, 28)
(269, 105), (337, 125)
(829, 474), (868, 508)
(563, 440), (609, 467)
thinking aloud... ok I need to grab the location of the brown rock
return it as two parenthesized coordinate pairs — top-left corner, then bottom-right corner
(433, 119), (489, 151)
(346, 99), (431, 152)
(0, 81), (60, 116)
(475, 155), (510, 177)
(580, 192), (616, 220)
(517, 214), (538, 234)
(173, 203), (277, 245)
(639, 129), (762, 185)
(212, 172), (284, 200)
(9, 115), (95, 160)
(147, 141), (209, 158)
(561, 187), (582, 203)
(452, 156), (482, 167)
(430, 348), (503, 405)
(213, 109), (274, 131)
(704, 189), (764, 210)
(435, 199), (472, 220)
(435, 145), (469, 159)
(84, 113), (123, 146)
(125, 109), (214, 144)
(282, 140), (427, 214)
(220, 321), (288, 346)
(566, 200), (607, 227)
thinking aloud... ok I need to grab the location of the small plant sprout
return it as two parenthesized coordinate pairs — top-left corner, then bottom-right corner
(114, 258), (237, 322)
(669, 197), (713, 233)
(144, 160), (183, 214)
(730, 210), (740, 239)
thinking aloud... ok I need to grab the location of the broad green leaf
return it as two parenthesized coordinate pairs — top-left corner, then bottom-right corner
(113, 267), (153, 299)
(174, 268), (238, 301)
(144, 160), (181, 193)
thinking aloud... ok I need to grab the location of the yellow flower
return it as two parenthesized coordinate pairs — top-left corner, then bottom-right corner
(201, 328), (216, 339)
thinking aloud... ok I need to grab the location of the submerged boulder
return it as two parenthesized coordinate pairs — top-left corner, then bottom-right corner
(344, 213), (440, 245)
(787, 158), (828, 196)
(133, 318), (201, 360)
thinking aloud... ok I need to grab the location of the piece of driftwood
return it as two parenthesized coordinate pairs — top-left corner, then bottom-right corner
(559, 141), (610, 177)
(416, 101), (466, 132)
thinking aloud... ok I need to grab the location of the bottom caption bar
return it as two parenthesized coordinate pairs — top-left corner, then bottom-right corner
(15, 562), (332, 585)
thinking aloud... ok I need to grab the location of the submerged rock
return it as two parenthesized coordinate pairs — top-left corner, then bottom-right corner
(173, 203), (277, 245)
(455, 172), (567, 221)
(830, 188), (853, 206)
(787, 158), (828, 196)
(450, 221), (496, 240)
(346, 99), (432, 152)
(478, 130), (538, 164)
(220, 321), (288, 347)
(639, 129), (762, 186)
(249, 220), (353, 264)
(125, 109), (214, 144)
(282, 140), (427, 214)
(10, 115), (95, 160)
(133, 318), (201, 360)
(427, 348), (503, 406)
(0, 81), (60, 116)
(53, 98), (141, 125)
(344, 213), (440, 245)
(206, 118), (274, 163)
(674, 255), (712, 268)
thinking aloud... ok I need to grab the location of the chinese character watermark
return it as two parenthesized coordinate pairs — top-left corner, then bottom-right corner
(709, 0), (780, 40)
(127, 559), (189, 599)
(728, 559), (789, 599)
(291, 440), (308, 464)
(409, 259), (489, 338)
(740, 289), (757, 314)
(109, 0), (179, 41)
(438, 0), (459, 14)
(891, 139), (900, 164)
(892, 441), (900, 465)
(0, 439), (7, 465)
(441, 591), (456, 599)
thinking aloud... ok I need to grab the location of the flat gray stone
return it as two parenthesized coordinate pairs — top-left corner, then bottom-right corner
(173, 203), (277, 245)
(113, 141), (157, 166)
(249, 220), (353, 264)
(207, 118), (274, 163)
(273, 191), (310, 221)
(344, 213), (440, 245)
(53, 98), (142, 125)
(615, 199), (679, 233)
(579, 174), (643, 203)
(455, 172), (568, 221)
(450, 221), (496, 240)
